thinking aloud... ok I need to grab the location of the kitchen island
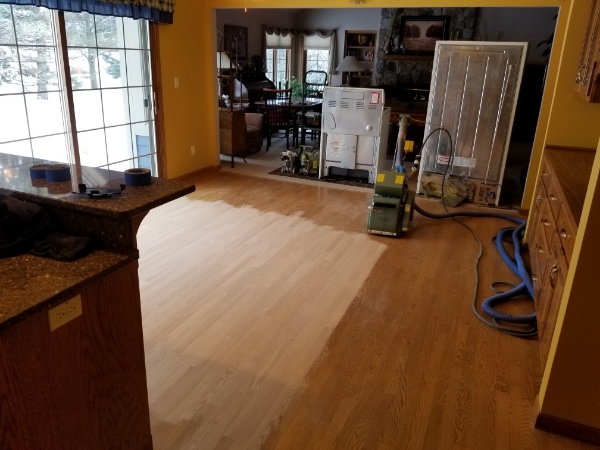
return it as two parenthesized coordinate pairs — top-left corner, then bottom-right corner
(0, 154), (194, 449)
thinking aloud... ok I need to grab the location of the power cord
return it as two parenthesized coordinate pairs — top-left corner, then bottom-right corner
(413, 128), (537, 338)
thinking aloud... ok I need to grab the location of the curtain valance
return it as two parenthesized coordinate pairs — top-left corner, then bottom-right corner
(264, 26), (335, 39)
(0, 0), (174, 23)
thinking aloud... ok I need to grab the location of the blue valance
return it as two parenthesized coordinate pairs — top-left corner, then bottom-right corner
(0, 0), (173, 23)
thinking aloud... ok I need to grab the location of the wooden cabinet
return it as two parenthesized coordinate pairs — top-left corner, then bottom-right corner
(527, 147), (594, 371)
(575, 0), (600, 102)
(343, 30), (377, 86)
(0, 263), (153, 450)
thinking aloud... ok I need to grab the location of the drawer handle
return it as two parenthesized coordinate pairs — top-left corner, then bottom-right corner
(543, 220), (551, 227)
(532, 274), (538, 282)
(537, 247), (544, 254)
(549, 194), (557, 201)
(560, 230), (568, 239)
(542, 171), (548, 177)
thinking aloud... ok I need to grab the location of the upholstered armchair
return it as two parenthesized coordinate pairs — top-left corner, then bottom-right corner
(244, 112), (263, 154)
(219, 110), (264, 166)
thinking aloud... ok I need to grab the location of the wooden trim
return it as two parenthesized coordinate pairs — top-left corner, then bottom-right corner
(150, 22), (167, 179)
(536, 413), (600, 446)
(172, 164), (221, 181)
(544, 144), (597, 152)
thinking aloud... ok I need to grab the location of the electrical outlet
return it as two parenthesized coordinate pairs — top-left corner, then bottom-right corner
(48, 295), (82, 331)
(191, 145), (196, 155)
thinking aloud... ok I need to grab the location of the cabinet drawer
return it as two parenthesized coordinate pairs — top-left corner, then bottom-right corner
(539, 158), (553, 191)
(556, 206), (577, 264)
(530, 230), (549, 302)
(539, 195), (556, 249)
(545, 175), (563, 223)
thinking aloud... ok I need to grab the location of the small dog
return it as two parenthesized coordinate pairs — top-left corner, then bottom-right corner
(280, 150), (299, 173)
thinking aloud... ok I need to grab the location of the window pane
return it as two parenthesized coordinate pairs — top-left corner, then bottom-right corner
(102, 88), (130, 127)
(95, 15), (122, 48)
(0, 6), (16, 45)
(306, 49), (330, 73)
(125, 50), (145, 87)
(64, 12), (97, 47)
(0, 46), (23, 94)
(31, 134), (69, 163)
(25, 92), (65, 137)
(68, 47), (101, 90)
(106, 125), (132, 164)
(132, 122), (155, 171)
(108, 159), (135, 172)
(124, 18), (144, 49)
(265, 48), (273, 82)
(19, 46), (59, 93)
(0, 140), (31, 158)
(99, 49), (126, 88)
(129, 87), (152, 123)
(13, 6), (53, 46)
(73, 90), (103, 130)
(78, 129), (107, 167)
(0, 94), (28, 142)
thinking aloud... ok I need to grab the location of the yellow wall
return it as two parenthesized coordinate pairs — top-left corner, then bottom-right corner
(158, 0), (600, 434)
(156, 2), (219, 178)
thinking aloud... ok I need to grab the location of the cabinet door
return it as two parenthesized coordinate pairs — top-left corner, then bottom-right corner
(575, 0), (600, 102)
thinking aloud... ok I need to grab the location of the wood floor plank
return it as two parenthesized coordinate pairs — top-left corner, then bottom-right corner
(138, 163), (598, 450)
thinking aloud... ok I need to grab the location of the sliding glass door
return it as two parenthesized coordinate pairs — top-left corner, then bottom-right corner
(0, 5), (157, 175)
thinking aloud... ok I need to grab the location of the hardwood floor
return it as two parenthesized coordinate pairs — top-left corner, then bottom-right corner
(138, 162), (598, 449)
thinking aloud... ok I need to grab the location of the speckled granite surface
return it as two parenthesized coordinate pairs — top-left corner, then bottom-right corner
(0, 250), (136, 330)
(0, 154), (195, 219)
(0, 152), (196, 329)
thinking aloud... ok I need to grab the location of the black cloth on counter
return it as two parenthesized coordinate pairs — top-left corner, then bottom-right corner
(0, 194), (49, 256)
(30, 231), (94, 262)
(0, 194), (94, 261)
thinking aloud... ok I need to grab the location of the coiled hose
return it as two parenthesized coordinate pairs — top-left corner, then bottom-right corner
(413, 203), (537, 338)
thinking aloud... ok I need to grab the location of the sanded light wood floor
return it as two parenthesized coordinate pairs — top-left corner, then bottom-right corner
(138, 166), (598, 450)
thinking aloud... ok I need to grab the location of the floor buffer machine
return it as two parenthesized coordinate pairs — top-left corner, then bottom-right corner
(367, 116), (417, 236)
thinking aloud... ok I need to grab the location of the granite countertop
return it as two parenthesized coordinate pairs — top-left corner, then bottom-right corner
(0, 153), (195, 219)
(0, 249), (137, 331)
(0, 152), (196, 330)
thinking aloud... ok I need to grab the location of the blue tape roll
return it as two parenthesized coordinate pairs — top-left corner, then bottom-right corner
(45, 164), (71, 182)
(30, 164), (48, 180)
(124, 168), (152, 186)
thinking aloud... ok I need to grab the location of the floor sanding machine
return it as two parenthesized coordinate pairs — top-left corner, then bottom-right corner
(367, 116), (417, 236)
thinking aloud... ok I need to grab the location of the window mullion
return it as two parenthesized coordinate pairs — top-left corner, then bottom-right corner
(54, 10), (81, 176)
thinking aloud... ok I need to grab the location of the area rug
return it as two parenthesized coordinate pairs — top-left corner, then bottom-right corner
(268, 168), (374, 189)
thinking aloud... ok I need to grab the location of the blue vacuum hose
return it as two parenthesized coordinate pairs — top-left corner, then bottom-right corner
(414, 203), (537, 337)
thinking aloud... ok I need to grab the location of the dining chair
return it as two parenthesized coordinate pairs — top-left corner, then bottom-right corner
(263, 88), (295, 151)
(298, 70), (327, 146)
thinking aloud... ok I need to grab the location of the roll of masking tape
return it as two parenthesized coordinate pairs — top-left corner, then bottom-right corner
(124, 168), (152, 186)
(30, 164), (48, 180)
(45, 164), (71, 182)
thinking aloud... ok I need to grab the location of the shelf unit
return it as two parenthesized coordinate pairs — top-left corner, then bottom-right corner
(343, 30), (377, 86)
(574, 0), (600, 102)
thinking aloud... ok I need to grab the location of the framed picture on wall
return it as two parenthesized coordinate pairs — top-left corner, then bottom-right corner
(400, 16), (450, 54)
(224, 24), (248, 60)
